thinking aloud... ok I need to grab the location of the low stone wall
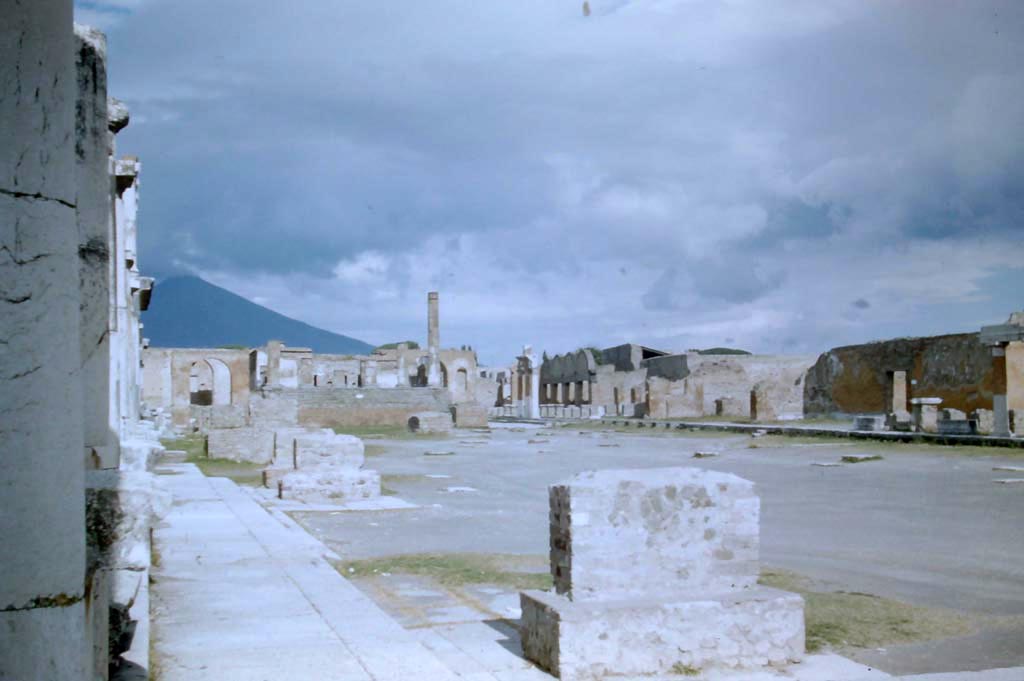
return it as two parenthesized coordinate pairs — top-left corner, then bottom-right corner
(285, 387), (452, 427)
(408, 411), (453, 433)
(206, 427), (274, 464)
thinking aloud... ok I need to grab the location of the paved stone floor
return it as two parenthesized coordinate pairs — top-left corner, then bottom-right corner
(291, 423), (1024, 676)
(151, 426), (1024, 680)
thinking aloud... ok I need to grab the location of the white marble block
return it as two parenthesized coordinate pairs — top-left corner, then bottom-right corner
(520, 467), (804, 680)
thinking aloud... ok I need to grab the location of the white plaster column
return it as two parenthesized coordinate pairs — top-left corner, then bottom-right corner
(0, 2), (90, 677)
(991, 344), (1011, 438)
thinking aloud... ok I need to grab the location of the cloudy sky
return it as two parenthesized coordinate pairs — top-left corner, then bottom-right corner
(78, 0), (1022, 365)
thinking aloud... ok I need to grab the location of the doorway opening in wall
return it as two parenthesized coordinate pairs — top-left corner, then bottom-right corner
(414, 364), (427, 387)
(441, 363), (449, 388)
(189, 360), (218, 405)
(407, 416), (420, 433)
(456, 368), (468, 396)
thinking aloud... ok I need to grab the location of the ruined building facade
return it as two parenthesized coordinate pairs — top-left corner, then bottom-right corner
(2, 7), (165, 679)
(141, 291), (491, 433)
(492, 344), (816, 422)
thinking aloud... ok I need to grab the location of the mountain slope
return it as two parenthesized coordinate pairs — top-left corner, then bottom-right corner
(142, 276), (375, 354)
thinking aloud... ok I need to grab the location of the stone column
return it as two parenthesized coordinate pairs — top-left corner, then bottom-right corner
(266, 340), (282, 388)
(529, 355), (541, 420)
(427, 291), (440, 353)
(426, 292), (442, 386)
(76, 24), (119, 469)
(991, 344), (1011, 437)
(1, 2), (90, 677)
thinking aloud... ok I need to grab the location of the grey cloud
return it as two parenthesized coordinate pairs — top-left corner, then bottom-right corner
(80, 0), (1024, 362)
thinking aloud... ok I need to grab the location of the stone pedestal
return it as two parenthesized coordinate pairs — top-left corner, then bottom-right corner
(519, 468), (804, 680)
(910, 397), (943, 433)
(269, 430), (381, 503)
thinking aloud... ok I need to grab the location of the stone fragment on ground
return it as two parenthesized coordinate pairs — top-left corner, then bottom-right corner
(841, 454), (884, 463)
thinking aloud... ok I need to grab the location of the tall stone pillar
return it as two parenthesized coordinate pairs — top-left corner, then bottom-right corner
(427, 291), (440, 352)
(991, 344), (1011, 438)
(426, 292), (441, 387)
(1, 2), (90, 678)
(266, 340), (283, 388)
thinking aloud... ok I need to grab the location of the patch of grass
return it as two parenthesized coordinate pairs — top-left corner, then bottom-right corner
(671, 662), (702, 676)
(759, 568), (971, 653)
(332, 425), (446, 440)
(160, 435), (263, 486)
(335, 552), (553, 590)
(161, 436), (205, 459)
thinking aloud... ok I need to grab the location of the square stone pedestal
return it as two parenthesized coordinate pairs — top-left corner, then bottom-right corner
(520, 587), (804, 681)
(279, 469), (381, 503)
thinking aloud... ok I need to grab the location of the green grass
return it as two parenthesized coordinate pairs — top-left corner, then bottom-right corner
(335, 552), (553, 590)
(332, 425), (446, 440)
(670, 662), (702, 676)
(760, 568), (971, 652)
(160, 436), (264, 486)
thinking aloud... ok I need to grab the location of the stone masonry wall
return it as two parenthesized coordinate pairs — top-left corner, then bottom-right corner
(803, 333), (1024, 416)
(291, 386), (452, 427)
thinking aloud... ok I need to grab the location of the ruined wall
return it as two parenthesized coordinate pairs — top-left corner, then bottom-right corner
(601, 343), (643, 372)
(646, 376), (705, 419)
(803, 333), (1022, 416)
(288, 387), (452, 427)
(141, 347), (251, 426)
(686, 354), (815, 420)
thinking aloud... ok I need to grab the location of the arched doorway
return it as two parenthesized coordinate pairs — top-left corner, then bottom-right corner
(207, 357), (232, 405)
(189, 361), (214, 405)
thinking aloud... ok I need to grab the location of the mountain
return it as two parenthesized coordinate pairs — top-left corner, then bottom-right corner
(142, 276), (375, 354)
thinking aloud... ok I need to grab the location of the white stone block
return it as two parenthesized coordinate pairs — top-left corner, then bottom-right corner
(520, 587), (804, 680)
(550, 468), (759, 600)
(292, 433), (365, 469)
(279, 469), (381, 503)
(206, 427), (274, 464)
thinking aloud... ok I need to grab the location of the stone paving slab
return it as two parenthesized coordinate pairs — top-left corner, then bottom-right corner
(152, 464), (457, 681)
